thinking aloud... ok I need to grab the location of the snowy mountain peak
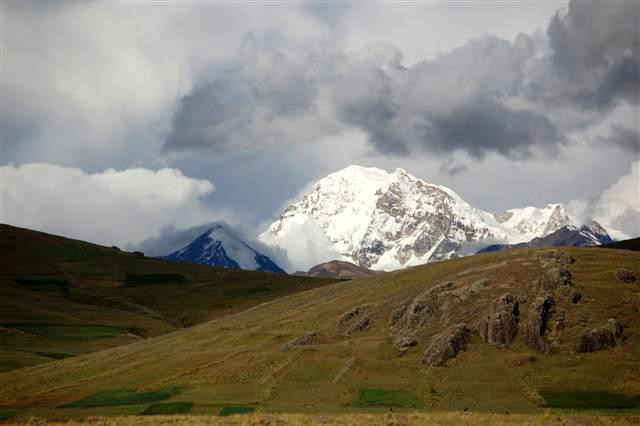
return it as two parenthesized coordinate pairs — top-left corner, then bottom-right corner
(260, 165), (615, 272)
(496, 203), (573, 243)
(167, 225), (285, 274)
(261, 165), (506, 271)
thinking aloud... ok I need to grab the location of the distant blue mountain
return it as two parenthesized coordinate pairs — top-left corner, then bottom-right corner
(477, 222), (613, 254)
(165, 225), (285, 274)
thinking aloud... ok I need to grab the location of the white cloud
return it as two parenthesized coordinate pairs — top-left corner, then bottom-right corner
(259, 220), (346, 272)
(1, 163), (217, 247)
(568, 160), (640, 237)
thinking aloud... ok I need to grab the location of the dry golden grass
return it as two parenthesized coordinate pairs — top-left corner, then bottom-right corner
(1, 246), (638, 419)
(6, 413), (640, 425)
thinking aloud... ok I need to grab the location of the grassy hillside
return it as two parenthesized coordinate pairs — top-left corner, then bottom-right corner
(0, 224), (337, 372)
(0, 244), (638, 420)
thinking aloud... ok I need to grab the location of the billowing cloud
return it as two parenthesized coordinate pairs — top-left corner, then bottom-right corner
(164, 0), (638, 160)
(1, 163), (217, 247)
(569, 160), (640, 237)
(547, 0), (639, 109)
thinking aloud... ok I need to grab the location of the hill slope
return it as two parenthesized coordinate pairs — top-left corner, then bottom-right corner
(0, 224), (336, 372)
(1, 245), (638, 418)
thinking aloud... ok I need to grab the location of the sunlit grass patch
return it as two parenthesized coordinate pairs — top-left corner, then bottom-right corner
(141, 402), (193, 415)
(540, 390), (640, 409)
(352, 388), (419, 407)
(60, 386), (188, 408)
(219, 405), (255, 416)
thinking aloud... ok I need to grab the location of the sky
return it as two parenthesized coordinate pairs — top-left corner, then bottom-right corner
(1, 0), (639, 259)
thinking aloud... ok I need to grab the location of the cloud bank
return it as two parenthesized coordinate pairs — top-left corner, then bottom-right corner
(1, 163), (216, 247)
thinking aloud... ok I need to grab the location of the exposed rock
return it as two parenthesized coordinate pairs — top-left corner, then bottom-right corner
(576, 319), (623, 353)
(615, 268), (636, 283)
(396, 337), (418, 354)
(337, 304), (372, 336)
(569, 290), (582, 304)
(421, 324), (470, 367)
(389, 284), (448, 351)
(281, 331), (317, 351)
(523, 294), (554, 352)
(344, 316), (371, 336)
(477, 294), (519, 348)
(538, 249), (575, 265)
(537, 266), (572, 292)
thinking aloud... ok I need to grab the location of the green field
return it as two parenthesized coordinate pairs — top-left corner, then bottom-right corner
(141, 402), (193, 415)
(61, 386), (187, 408)
(352, 388), (419, 407)
(219, 405), (255, 416)
(540, 390), (640, 409)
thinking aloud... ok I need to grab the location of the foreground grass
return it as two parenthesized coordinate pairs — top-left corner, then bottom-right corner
(3, 413), (639, 425)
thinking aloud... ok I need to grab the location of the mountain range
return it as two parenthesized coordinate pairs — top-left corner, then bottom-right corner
(259, 165), (617, 271)
(165, 225), (285, 274)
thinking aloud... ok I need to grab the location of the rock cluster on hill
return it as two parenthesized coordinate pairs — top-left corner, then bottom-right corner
(421, 324), (470, 367)
(337, 304), (372, 336)
(282, 331), (317, 351)
(576, 319), (624, 352)
(478, 294), (520, 348)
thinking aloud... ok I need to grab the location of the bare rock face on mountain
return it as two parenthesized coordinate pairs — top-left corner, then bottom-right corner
(337, 304), (372, 336)
(576, 319), (623, 352)
(615, 268), (636, 283)
(421, 324), (470, 367)
(282, 331), (317, 351)
(524, 294), (554, 352)
(478, 294), (520, 348)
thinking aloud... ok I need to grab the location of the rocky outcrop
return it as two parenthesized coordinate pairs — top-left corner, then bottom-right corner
(538, 249), (575, 265)
(523, 294), (554, 352)
(615, 268), (636, 283)
(478, 294), (519, 348)
(421, 324), (470, 367)
(281, 331), (317, 351)
(569, 290), (582, 304)
(337, 304), (372, 336)
(576, 319), (623, 353)
(537, 266), (572, 292)
(389, 283), (450, 352)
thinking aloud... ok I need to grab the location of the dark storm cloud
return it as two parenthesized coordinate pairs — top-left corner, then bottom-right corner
(600, 125), (640, 153)
(547, 0), (640, 109)
(164, 0), (638, 160)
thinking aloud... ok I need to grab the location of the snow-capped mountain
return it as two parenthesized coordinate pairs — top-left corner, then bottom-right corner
(478, 221), (613, 253)
(260, 165), (509, 271)
(259, 165), (614, 271)
(166, 225), (285, 274)
(495, 203), (573, 243)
